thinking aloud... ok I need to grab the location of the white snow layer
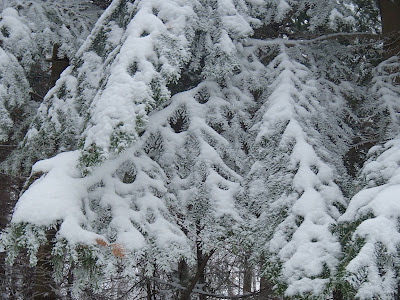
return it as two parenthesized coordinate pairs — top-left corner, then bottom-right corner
(11, 151), (144, 248)
(12, 152), (100, 244)
(249, 49), (347, 297)
(339, 137), (400, 299)
(82, 0), (194, 154)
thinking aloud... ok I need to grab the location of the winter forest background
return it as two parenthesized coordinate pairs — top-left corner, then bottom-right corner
(0, 0), (399, 299)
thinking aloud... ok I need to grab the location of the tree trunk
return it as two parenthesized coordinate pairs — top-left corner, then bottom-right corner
(242, 254), (252, 294)
(333, 289), (344, 300)
(259, 276), (275, 299)
(259, 258), (274, 299)
(146, 278), (153, 300)
(197, 243), (207, 300)
(48, 44), (70, 86)
(66, 262), (74, 300)
(379, 0), (400, 59)
(396, 281), (400, 300)
(177, 259), (190, 298)
(33, 229), (57, 300)
(179, 246), (215, 300)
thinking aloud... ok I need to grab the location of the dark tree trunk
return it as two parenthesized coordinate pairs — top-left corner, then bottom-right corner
(33, 229), (57, 300)
(91, 0), (111, 9)
(197, 243), (207, 300)
(242, 254), (252, 294)
(396, 281), (400, 300)
(333, 289), (344, 300)
(379, 0), (400, 59)
(179, 245), (215, 300)
(177, 258), (190, 299)
(178, 259), (190, 285)
(48, 44), (70, 86)
(146, 278), (153, 300)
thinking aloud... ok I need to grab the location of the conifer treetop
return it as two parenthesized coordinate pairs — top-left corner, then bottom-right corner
(249, 46), (349, 298)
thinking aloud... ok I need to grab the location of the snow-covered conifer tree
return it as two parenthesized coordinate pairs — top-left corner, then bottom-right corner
(4, 0), (199, 175)
(239, 2), (363, 297)
(0, 1), (103, 298)
(246, 44), (352, 298)
(1, 0), (262, 297)
(0, 0), (101, 173)
(2, 0), (394, 298)
(140, 81), (249, 295)
(335, 58), (400, 299)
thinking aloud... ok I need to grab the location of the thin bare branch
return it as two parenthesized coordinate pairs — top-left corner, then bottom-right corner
(248, 32), (383, 47)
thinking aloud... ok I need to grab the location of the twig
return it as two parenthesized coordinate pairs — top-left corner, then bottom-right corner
(136, 273), (270, 299)
(248, 32), (384, 47)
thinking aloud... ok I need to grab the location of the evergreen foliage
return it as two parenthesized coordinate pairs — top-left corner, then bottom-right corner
(0, 0), (100, 68)
(0, 0), (101, 174)
(247, 46), (351, 297)
(0, 47), (30, 143)
(0, 0), (399, 299)
(335, 59), (400, 299)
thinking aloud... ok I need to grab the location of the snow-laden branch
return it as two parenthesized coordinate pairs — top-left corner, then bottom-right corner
(248, 31), (382, 46)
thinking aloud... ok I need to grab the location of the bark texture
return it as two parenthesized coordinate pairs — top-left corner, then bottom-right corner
(379, 0), (400, 59)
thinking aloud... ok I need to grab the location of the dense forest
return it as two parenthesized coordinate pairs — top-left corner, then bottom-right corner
(0, 0), (399, 299)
